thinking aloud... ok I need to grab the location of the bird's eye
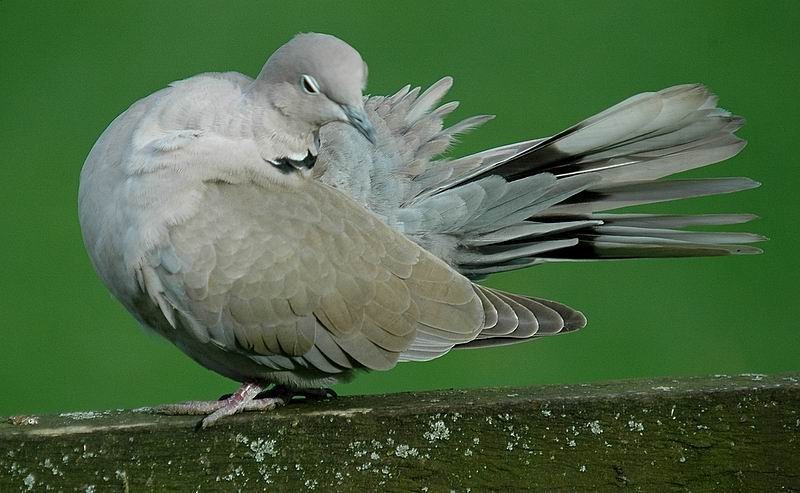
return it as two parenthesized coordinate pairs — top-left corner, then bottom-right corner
(301, 75), (320, 94)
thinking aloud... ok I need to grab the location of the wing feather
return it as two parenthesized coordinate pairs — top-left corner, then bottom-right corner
(150, 180), (484, 374)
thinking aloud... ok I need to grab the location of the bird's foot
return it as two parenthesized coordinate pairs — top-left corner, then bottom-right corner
(154, 382), (285, 429)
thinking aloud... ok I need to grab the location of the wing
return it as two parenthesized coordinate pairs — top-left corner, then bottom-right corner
(144, 180), (484, 375)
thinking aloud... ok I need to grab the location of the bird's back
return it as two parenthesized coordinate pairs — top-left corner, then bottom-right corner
(78, 71), (257, 316)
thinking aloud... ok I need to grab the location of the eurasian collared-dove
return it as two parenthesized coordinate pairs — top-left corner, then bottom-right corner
(79, 33), (762, 428)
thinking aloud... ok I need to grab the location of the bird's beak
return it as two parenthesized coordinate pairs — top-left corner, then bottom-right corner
(341, 104), (376, 144)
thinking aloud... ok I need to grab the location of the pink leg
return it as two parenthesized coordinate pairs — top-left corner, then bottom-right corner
(155, 382), (286, 429)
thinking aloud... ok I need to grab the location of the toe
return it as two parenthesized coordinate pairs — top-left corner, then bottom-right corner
(242, 397), (286, 412)
(155, 401), (225, 415)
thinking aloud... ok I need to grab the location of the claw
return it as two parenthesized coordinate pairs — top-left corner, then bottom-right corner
(155, 382), (285, 429)
(154, 382), (333, 428)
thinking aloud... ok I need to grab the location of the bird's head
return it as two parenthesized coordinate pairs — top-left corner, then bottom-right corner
(257, 33), (375, 144)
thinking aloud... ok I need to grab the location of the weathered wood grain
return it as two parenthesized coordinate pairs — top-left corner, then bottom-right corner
(2, 373), (798, 491)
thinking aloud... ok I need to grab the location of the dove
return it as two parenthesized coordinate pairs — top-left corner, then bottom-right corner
(79, 33), (763, 428)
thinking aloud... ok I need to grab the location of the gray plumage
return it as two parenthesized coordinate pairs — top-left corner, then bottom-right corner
(79, 33), (761, 423)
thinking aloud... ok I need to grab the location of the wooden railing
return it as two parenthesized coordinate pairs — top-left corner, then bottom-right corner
(2, 373), (798, 491)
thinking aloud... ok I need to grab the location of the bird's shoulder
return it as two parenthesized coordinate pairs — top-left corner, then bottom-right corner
(101, 71), (275, 188)
(128, 72), (252, 149)
(165, 180), (423, 284)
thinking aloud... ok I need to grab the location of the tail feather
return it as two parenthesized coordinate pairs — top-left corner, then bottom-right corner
(553, 132), (745, 187)
(462, 219), (603, 246)
(455, 287), (586, 350)
(590, 226), (765, 245)
(549, 177), (760, 215)
(462, 174), (557, 232)
(541, 240), (762, 260)
(466, 85), (740, 183)
(454, 239), (578, 266)
(591, 213), (758, 228)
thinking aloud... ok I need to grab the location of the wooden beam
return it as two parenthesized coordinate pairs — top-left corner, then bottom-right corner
(2, 373), (798, 491)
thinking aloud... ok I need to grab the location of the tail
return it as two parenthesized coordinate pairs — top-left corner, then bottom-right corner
(404, 84), (763, 281)
(330, 81), (764, 351)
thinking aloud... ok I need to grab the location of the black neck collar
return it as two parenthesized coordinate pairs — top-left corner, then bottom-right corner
(269, 151), (317, 174)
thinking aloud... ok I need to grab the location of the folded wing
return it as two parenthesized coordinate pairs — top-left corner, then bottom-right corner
(145, 181), (486, 374)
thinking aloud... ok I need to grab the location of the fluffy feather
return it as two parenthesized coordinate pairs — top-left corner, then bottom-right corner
(319, 81), (762, 352)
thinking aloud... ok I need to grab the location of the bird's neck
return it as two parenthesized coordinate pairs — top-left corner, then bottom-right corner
(241, 86), (319, 163)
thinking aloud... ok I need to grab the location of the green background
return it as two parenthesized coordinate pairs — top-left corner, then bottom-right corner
(1, 1), (797, 416)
